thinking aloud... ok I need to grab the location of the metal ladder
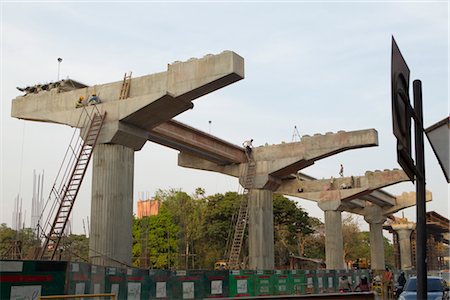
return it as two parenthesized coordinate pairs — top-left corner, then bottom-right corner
(119, 72), (132, 99)
(37, 108), (106, 260)
(227, 159), (256, 269)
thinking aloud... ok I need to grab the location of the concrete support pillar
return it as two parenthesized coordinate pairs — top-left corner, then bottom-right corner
(392, 223), (415, 270)
(248, 189), (274, 269)
(364, 208), (387, 271)
(318, 200), (344, 269)
(89, 144), (134, 267)
(368, 222), (386, 270)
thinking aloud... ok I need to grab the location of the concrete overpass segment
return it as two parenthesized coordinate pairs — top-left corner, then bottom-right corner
(11, 50), (245, 267)
(277, 170), (432, 270)
(178, 129), (378, 269)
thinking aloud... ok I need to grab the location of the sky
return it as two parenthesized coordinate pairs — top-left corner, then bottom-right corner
(1, 1), (448, 236)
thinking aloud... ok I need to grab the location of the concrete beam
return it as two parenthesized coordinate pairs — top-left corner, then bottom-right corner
(179, 129), (378, 190)
(149, 120), (246, 165)
(383, 191), (432, 215)
(263, 129), (378, 178)
(277, 169), (408, 206)
(12, 51), (244, 149)
(361, 190), (396, 207)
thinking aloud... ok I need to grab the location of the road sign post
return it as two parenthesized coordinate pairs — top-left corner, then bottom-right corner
(391, 37), (427, 299)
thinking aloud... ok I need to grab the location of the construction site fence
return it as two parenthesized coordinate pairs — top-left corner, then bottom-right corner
(1, 260), (420, 300)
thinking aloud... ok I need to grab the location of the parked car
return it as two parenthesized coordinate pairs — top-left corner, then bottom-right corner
(399, 276), (449, 300)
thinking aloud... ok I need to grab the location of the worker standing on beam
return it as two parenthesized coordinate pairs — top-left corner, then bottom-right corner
(243, 139), (253, 154)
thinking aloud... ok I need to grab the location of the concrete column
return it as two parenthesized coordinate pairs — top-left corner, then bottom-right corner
(364, 209), (387, 271)
(392, 223), (415, 270)
(90, 144), (134, 267)
(368, 222), (386, 270)
(248, 189), (274, 269)
(318, 200), (344, 269)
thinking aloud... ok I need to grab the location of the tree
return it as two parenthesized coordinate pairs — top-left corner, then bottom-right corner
(60, 234), (89, 262)
(132, 206), (179, 269)
(273, 194), (315, 266)
(196, 192), (242, 268)
(157, 189), (206, 268)
(0, 223), (18, 258)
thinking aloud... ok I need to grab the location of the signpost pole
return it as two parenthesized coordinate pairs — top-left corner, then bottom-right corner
(413, 80), (427, 299)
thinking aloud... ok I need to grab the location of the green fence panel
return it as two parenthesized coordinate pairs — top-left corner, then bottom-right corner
(316, 269), (327, 293)
(149, 269), (172, 299)
(0, 260), (67, 299)
(290, 270), (305, 295)
(304, 270), (318, 294)
(67, 262), (91, 296)
(169, 269), (204, 299)
(228, 270), (255, 297)
(105, 266), (127, 299)
(90, 264), (105, 295)
(203, 270), (229, 298)
(324, 270), (336, 293)
(273, 270), (291, 295)
(254, 270), (274, 296)
(126, 267), (149, 300)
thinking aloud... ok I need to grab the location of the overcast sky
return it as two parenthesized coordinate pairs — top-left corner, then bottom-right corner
(1, 1), (448, 235)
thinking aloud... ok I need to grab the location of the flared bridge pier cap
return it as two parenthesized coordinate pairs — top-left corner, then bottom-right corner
(179, 128), (378, 189)
(11, 50), (244, 150)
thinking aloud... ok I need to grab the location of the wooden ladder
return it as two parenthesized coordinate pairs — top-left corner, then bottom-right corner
(227, 160), (256, 269)
(119, 72), (132, 100)
(38, 112), (106, 260)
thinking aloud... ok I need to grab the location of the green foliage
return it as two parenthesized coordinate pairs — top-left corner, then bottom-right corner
(0, 224), (41, 259)
(273, 194), (315, 266)
(196, 192), (242, 267)
(60, 234), (89, 262)
(135, 189), (392, 270)
(132, 206), (179, 269)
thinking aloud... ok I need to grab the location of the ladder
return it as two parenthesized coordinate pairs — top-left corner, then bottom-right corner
(37, 109), (106, 260)
(119, 72), (132, 100)
(227, 159), (256, 269)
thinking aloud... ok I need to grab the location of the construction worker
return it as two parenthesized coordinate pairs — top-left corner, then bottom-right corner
(88, 94), (100, 105)
(243, 139), (253, 154)
(76, 96), (85, 108)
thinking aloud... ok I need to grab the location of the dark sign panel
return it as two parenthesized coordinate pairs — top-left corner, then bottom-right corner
(391, 37), (415, 181)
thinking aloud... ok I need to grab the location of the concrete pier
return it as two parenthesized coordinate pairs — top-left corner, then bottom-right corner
(90, 144), (134, 266)
(392, 223), (415, 270)
(318, 200), (344, 269)
(363, 205), (387, 270)
(248, 189), (274, 269)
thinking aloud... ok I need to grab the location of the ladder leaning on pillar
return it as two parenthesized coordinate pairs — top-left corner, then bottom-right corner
(227, 157), (256, 269)
(36, 107), (106, 260)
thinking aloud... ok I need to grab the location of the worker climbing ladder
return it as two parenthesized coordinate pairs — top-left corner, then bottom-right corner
(227, 156), (256, 269)
(119, 72), (132, 100)
(36, 106), (106, 260)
